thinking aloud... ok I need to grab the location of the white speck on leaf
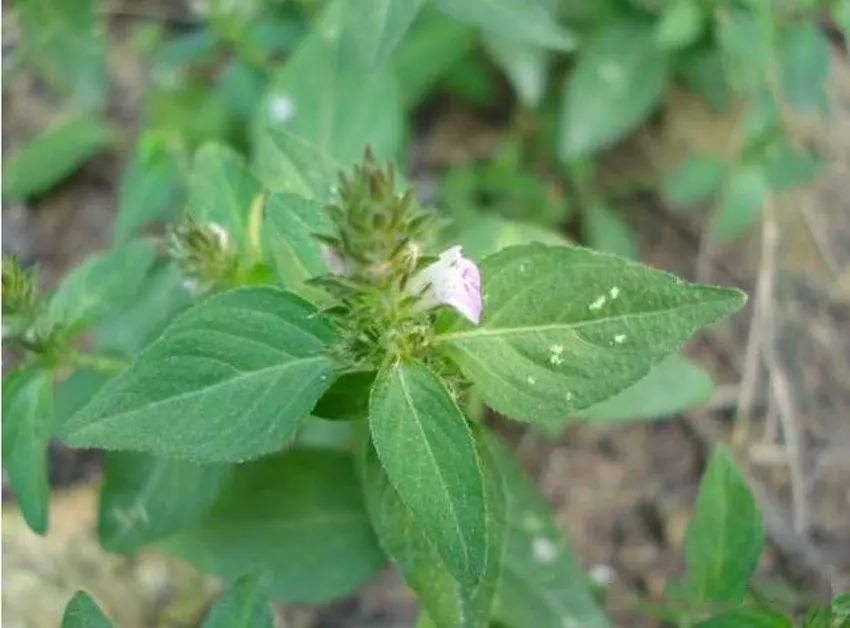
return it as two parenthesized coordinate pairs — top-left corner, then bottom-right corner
(609, 286), (620, 299)
(565, 391), (574, 401)
(532, 537), (558, 564)
(588, 295), (607, 311)
(526, 375), (536, 385)
(614, 334), (627, 344)
(548, 344), (564, 366)
(269, 93), (296, 122)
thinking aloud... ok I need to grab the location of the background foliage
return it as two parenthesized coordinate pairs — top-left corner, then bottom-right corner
(3, 0), (847, 626)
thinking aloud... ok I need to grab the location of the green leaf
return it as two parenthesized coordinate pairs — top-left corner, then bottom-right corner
(677, 48), (730, 112)
(490, 436), (610, 628)
(164, 448), (385, 602)
(578, 354), (713, 421)
(778, 22), (829, 113)
(112, 149), (184, 244)
(16, 0), (106, 108)
(742, 87), (779, 145)
(254, 128), (342, 202)
(187, 143), (261, 250)
(260, 2), (403, 165)
(434, 0), (574, 50)
(146, 81), (235, 150)
(98, 452), (229, 552)
(393, 11), (476, 107)
(48, 239), (158, 332)
(711, 167), (768, 239)
(655, 0), (706, 50)
(663, 155), (727, 206)
(2, 369), (52, 534)
(61, 591), (114, 628)
(802, 602), (831, 628)
(559, 22), (669, 158)
(696, 607), (792, 628)
(262, 193), (334, 298)
(440, 51), (500, 105)
(359, 424), (504, 627)
(436, 243), (745, 423)
(683, 445), (764, 608)
(149, 29), (218, 79)
(483, 35), (551, 107)
(831, 593), (850, 622)
(313, 371), (375, 422)
(2, 115), (111, 200)
(369, 361), (487, 585)
(201, 572), (273, 628)
(761, 139), (821, 192)
(94, 261), (191, 357)
(60, 287), (335, 463)
(715, 7), (771, 95)
(54, 369), (111, 430)
(348, 0), (424, 67)
(582, 202), (639, 259)
(457, 214), (567, 262)
(215, 58), (266, 126)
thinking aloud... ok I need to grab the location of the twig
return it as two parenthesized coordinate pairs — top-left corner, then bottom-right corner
(801, 200), (845, 284)
(703, 384), (740, 413)
(694, 226), (718, 283)
(759, 199), (811, 536)
(733, 203), (774, 446)
(761, 389), (779, 443)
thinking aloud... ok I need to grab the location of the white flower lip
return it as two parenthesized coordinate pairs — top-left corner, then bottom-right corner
(320, 244), (346, 276)
(208, 222), (229, 249)
(408, 245), (482, 324)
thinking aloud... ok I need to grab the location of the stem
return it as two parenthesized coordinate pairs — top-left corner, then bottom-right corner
(68, 350), (129, 373)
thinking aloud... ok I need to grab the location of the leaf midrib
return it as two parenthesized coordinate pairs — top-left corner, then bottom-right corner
(65, 356), (327, 435)
(436, 297), (737, 343)
(394, 366), (471, 577)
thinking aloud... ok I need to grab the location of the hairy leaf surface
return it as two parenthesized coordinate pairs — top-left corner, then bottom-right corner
(61, 287), (334, 462)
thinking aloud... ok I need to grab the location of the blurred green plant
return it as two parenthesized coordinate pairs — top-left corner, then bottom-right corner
(2, 1), (845, 626)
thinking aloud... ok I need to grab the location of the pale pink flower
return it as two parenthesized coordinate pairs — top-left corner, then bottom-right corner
(320, 244), (346, 275)
(408, 245), (481, 324)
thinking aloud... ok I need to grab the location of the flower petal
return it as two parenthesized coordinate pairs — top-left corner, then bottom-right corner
(408, 246), (482, 324)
